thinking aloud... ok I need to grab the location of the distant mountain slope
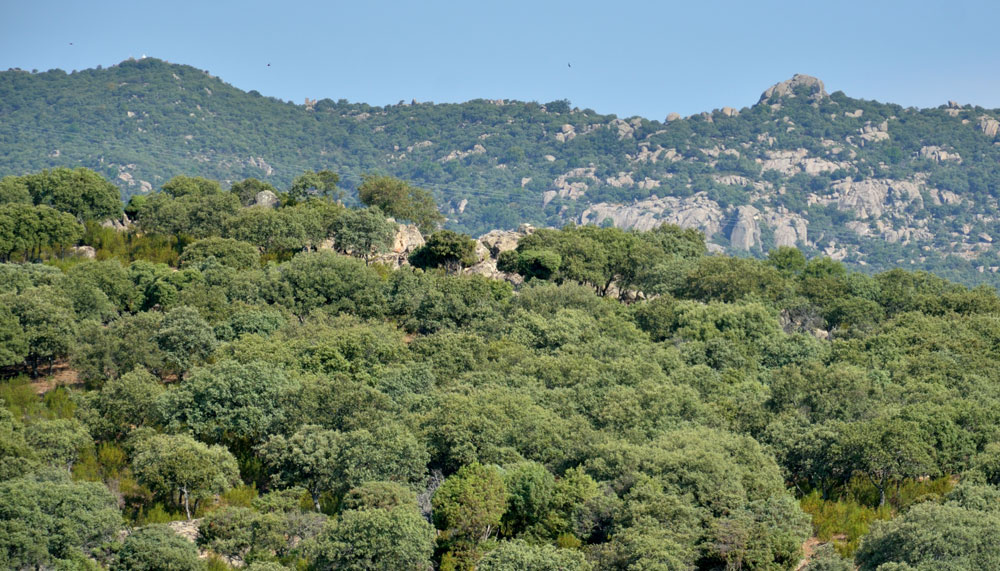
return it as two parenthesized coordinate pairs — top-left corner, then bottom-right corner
(3, 58), (1000, 285)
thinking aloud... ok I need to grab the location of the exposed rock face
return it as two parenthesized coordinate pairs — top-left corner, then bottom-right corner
(580, 193), (725, 236)
(720, 107), (739, 117)
(101, 213), (133, 231)
(372, 223), (425, 268)
(665, 112), (681, 122)
(758, 149), (845, 176)
(545, 167), (599, 204)
(764, 210), (809, 248)
(462, 225), (533, 284)
(980, 116), (1000, 138)
(555, 124), (576, 142)
(919, 146), (962, 163)
(856, 120), (890, 145)
(440, 144), (486, 162)
(251, 190), (279, 208)
(729, 205), (761, 250)
(71, 245), (96, 259)
(759, 74), (827, 103)
(831, 179), (923, 219)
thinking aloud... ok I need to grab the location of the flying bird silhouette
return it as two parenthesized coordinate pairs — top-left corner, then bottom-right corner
(567, 63), (571, 68)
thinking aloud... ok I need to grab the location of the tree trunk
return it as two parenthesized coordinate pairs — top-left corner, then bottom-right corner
(312, 490), (321, 513)
(182, 486), (191, 520)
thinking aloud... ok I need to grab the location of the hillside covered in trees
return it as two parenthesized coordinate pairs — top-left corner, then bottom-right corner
(3, 58), (1000, 287)
(5, 168), (1000, 569)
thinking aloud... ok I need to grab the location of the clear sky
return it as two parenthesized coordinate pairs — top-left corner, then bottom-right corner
(2, 0), (998, 120)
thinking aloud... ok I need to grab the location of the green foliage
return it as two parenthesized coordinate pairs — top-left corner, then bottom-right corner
(158, 359), (300, 446)
(131, 432), (241, 519)
(308, 503), (435, 571)
(0, 470), (121, 569)
(358, 174), (444, 233)
(433, 463), (508, 543)
(111, 524), (203, 571)
(410, 230), (479, 272)
(179, 237), (260, 269)
(478, 541), (592, 571)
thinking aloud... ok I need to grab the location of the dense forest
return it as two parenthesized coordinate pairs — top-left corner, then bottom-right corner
(5, 167), (1000, 570)
(3, 59), (1000, 288)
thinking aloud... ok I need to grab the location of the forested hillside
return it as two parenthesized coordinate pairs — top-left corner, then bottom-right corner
(3, 59), (1000, 286)
(5, 168), (1000, 569)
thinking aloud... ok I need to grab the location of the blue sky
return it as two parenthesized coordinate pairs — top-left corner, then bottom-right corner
(2, 0), (998, 119)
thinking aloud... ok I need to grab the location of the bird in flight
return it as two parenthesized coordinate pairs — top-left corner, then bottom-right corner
(567, 63), (571, 68)
(267, 63), (271, 67)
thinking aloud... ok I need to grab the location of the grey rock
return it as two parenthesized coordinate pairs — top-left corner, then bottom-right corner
(251, 190), (279, 208)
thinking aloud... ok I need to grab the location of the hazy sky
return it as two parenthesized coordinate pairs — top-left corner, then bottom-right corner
(2, 0), (998, 119)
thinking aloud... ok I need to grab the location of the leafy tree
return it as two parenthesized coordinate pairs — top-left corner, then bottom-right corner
(289, 170), (340, 202)
(358, 174), (444, 233)
(260, 423), (427, 511)
(1, 285), (76, 375)
(478, 540), (592, 571)
(832, 417), (936, 506)
(131, 433), (241, 519)
(433, 463), (508, 543)
(0, 203), (83, 262)
(308, 503), (435, 571)
(331, 206), (397, 263)
(179, 236), (260, 269)
(260, 425), (343, 511)
(0, 471), (121, 569)
(19, 167), (121, 221)
(501, 461), (557, 537)
(86, 367), (165, 440)
(0, 407), (37, 481)
(267, 251), (385, 318)
(154, 305), (217, 377)
(161, 175), (223, 197)
(0, 175), (31, 204)
(158, 359), (300, 447)
(225, 207), (309, 253)
(24, 418), (93, 472)
(110, 524), (203, 571)
(855, 501), (1000, 570)
(409, 230), (478, 273)
(198, 507), (286, 563)
(0, 305), (28, 367)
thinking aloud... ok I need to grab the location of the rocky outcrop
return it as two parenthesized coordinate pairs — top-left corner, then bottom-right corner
(556, 124), (576, 142)
(579, 193), (725, 236)
(919, 146), (962, 163)
(101, 213), (133, 231)
(979, 116), (1000, 138)
(440, 144), (486, 162)
(758, 149), (845, 176)
(371, 222), (425, 268)
(71, 245), (96, 259)
(830, 179), (922, 219)
(759, 74), (827, 103)
(764, 210), (809, 248)
(729, 206), (761, 250)
(463, 225), (533, 284)
(251, 190), (279, 208)
(856, 120), (890, 145)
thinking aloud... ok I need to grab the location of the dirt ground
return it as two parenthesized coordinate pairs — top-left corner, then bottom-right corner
(29, 360), (82, 394)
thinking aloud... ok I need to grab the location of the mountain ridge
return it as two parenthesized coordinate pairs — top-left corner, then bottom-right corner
(2, 57), (1000, 286)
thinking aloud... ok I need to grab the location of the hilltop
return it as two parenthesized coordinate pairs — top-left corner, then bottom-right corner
(2, 58), (1000, 284)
